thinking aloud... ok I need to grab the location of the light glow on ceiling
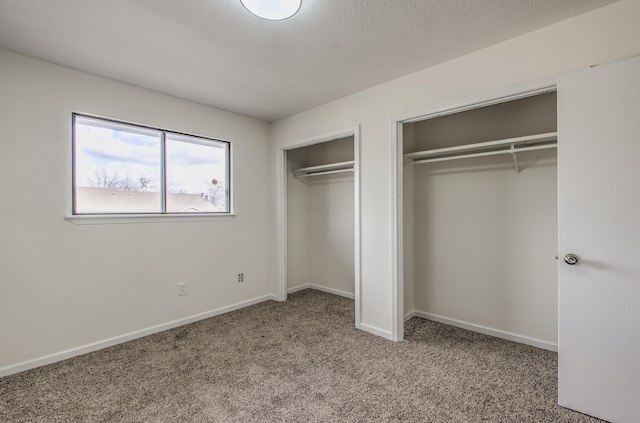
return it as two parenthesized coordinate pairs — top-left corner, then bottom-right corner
(240, 0), (301, 21)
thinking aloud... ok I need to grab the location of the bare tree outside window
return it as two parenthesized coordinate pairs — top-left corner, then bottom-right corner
(88, 168), (141, 191)
(204, 178), (227, 209)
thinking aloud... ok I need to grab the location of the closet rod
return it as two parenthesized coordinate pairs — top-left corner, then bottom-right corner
(410, 143), (557, 165)
(295, 168), (354, 178)
(293, 160), (354, 175)
(405, 132), (557, 161)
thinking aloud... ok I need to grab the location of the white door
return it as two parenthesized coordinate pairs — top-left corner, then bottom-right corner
(558, 56), (640, 422)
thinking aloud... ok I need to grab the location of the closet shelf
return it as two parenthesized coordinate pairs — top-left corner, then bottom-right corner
(405, 132), (557, 173)
(292, 160), (354, 178)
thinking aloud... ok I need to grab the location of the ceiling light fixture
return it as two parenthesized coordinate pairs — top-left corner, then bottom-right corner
(240, 0), (301, 21)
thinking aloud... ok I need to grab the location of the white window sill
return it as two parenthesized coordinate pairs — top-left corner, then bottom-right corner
(65, 213), (237, 225)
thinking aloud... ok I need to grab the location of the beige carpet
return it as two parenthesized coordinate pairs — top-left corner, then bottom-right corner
(0, 289), (603, 422)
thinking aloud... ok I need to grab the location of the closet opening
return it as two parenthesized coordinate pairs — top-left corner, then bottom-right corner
(393, 85), (558, 349)
(277, 127), (361, 329)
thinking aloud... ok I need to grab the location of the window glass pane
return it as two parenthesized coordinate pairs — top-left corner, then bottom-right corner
(165, 134), (229, 213)
(74, 116), (162, 213)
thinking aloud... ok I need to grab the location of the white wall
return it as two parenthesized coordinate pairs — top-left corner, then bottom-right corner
(270, 0), (640, 339)
(286, 170), (310, 290)
(286, 138), (355, 296)
(308, 175), (354, 296)
(411, 154), (558, 343)
(0, 49), (273, 373)
(405, 92), (558, 345)
(402, 124), (416, 316)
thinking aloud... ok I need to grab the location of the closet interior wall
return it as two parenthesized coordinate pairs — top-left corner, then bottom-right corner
(403, 92), (559, 346)
(287, 136), (355, 298)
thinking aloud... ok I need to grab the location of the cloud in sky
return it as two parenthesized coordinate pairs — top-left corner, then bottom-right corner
(81, 146), (160, 166)
(75, 119), (227, 194)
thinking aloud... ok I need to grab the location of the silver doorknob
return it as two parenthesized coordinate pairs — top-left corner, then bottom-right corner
(564, 254), (579, 265)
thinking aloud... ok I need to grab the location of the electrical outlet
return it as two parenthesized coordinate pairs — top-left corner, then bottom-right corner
(177, 282), (187, 296)
(238, 273), (244, 283)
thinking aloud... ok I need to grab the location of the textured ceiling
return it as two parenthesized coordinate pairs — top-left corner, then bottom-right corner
(0, 0), (618, 121)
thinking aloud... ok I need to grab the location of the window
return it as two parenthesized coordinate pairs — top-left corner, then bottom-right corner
(72, 114), (230, 215)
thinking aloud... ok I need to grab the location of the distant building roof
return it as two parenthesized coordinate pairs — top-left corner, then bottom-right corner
(75, 187), (220, 213)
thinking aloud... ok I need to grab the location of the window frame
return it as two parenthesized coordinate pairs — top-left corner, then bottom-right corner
(69, 113), (234, 223)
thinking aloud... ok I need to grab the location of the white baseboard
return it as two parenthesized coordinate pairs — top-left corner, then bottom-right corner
(359, 322), (393, 340)
(308, 284), (355, 299)
(287, 283), (310, 294)
(405, 310), (558, 352)
(288, 283), (355, 300)
(0, 294), (277, 378)
(404, 310), (417, 321)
